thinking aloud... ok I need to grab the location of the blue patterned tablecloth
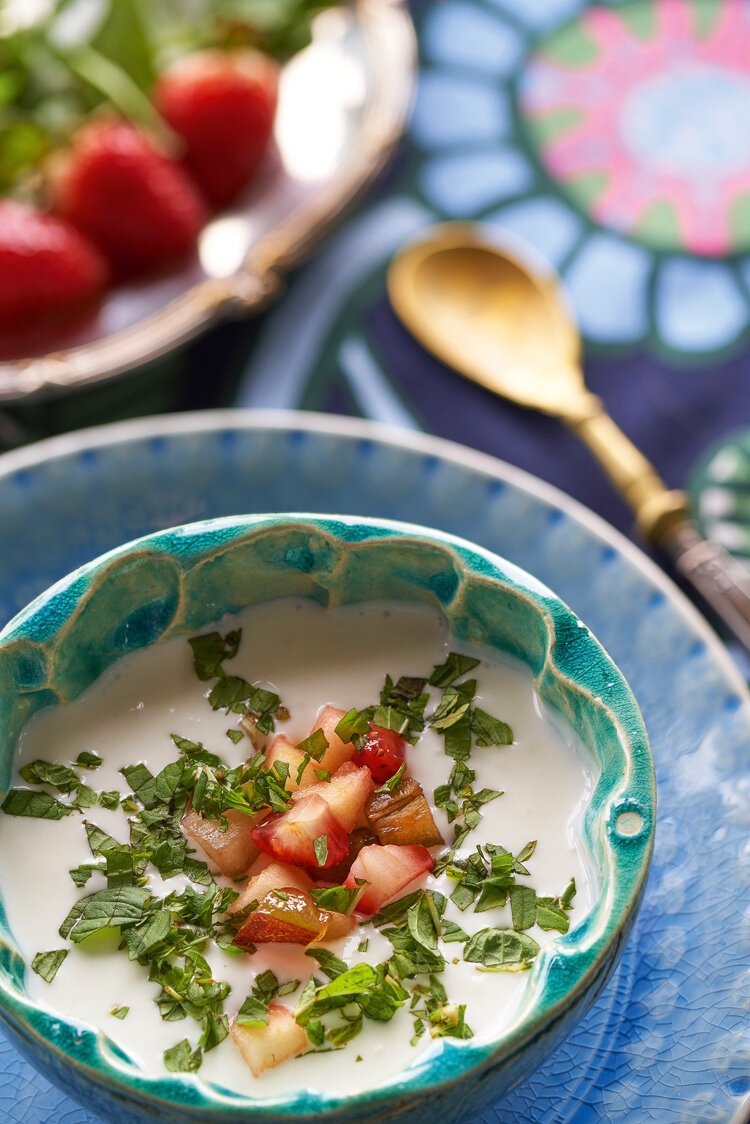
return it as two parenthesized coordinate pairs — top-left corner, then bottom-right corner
(238, 0), (750, 556)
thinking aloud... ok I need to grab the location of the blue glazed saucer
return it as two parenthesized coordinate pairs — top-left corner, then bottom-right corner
(0, 411), (746, 1123)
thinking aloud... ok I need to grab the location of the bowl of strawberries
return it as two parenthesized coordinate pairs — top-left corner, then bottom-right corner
(0, 0), (414, 402)
(0, 512), (655, 1123)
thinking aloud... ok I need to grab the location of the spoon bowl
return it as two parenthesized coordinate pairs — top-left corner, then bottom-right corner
(388, 226), (583, 417)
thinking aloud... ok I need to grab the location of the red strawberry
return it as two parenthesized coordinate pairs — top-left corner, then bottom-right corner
(0, 199), (107, 332)
(354, 725), (407, 784)
(252, 793), (349, 870)
(345, 844), (434, 915)
(155, 48), (279, 209)
(50, 120), (206, 278)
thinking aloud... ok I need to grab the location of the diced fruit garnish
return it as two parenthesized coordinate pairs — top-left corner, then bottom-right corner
(228, 860), (313, 918)
(232, 888), (331, 948)
(50, 119), (206, 277)
(345, 844), (435, 915)
(365, 777), (443, 848)
(181, 807), (259, 877)
(264, 734), (319, 791)
(321, 827), (379, 885)
(230, 1002), (307, 1077)
(354, 725), (407, 783)
(314, 909), (355, 942)
(292, 761), (374, 832)
(309, 706), (356, 774)
(155, 48), (279, 210)
(252, 793), (349, 870)
(0, 199), (108, 332)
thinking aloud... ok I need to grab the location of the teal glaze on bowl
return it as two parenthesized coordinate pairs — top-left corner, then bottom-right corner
(0, 515), (655, 1124)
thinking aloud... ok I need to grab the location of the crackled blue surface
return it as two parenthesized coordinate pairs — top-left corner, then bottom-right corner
(0, 413), (747, 1122)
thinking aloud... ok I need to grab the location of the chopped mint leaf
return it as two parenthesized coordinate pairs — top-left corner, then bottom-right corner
(295, 729), (329, 762)
(75, 752), (103, 770)
(305, 948), (347, 980)
(199, 1011), (229, 1052)
(441, 920), (469, 944)
(189, 630), (241, 680)
(561, 877), (576, 909)
(32, 949), (67, 982)
(429, 653), (480, 688)
(72, 784), (97, 811)
(313, 834), (329, 867)
(163, 1038), (202, 1073)
(2, 790), (72, 820)
(314, 769), (330, 783)
(471, 708), (513, 747)
(276, 979), (301, 998)
(110, 1005), (129, 1020)
(98, 790), (120, 810)
(310, 884), (364, 915)
(226, 729), (244, 744)
(60, 887), (151, 943)
(20, 759), (79, 793)
(70, 863), (100, 888)
(334, 707), (371, 744)
(464, 928), (540, 971)
(237, 995), (269, 1027)
(509, 885), (537, 931)
(376, 762), (405, 793)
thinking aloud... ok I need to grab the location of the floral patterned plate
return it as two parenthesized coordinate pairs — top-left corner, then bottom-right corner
(0, 410), (747, 1123)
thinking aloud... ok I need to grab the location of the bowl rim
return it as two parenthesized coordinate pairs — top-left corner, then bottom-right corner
(0, 512), (656, 1118)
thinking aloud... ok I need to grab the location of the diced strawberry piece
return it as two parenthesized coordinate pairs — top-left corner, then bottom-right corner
(182, 807), (259, 877)
(0, 200), (108, 332)
(155, 48), (279, 209)
(355, 725), (407, 784)
(230, 1002), (307, 1076)
(228, 860), (313, 918)
(252, 793), (349, 870)
(264, 734), (319, 790)
(233, 888), (330, 949)
(345, 844), (434, 915)
(292, 761), (374, 832)
(309, 706), (356, 774)
(50, 119), (206, 277)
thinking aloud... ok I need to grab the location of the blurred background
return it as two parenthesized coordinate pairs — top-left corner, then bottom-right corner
(1, 3), (750, 1123)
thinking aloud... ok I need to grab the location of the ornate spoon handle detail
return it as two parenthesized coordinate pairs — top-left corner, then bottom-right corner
(665, 523), (750, 651)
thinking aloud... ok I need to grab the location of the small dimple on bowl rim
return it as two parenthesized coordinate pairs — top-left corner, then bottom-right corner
(0, 514), (656, 1120)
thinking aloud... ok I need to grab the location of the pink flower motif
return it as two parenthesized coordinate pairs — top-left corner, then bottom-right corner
(521, 0), (750, 255)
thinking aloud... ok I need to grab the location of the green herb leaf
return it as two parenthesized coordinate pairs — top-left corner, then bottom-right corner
(310, 885), (364, 915)
(32, 949), (67, 982)
(305, 948), (348, 979)
(509, 885), (537, 931)
(471, 708), (513, 747)
(334, 708), (371, 744)
(110, 1005), (129, 1020)
(236, 995), (270, 1027)
(463, 928), (540, 971)
(226, 729), (244, 744)
(98, 790), (120, 810)
(189, 630), (241, 680)
(429, 653), (480, 688)
(376, 762), (405, 793)
(313, 834), (328, 867)
(2, 790), (72, 820)
(20, 759), (79, 793)
(60, 887), (151, 942)
(163, 1038), (202, 1073)
(295, 729), (329, 762)
(75, 752), (103, 770)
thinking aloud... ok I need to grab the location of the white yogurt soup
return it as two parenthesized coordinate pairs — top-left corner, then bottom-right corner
(0, 598), (599, 1097)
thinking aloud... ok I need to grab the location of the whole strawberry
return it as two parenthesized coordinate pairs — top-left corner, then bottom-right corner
(0, 199), (108, 333)
(155, 49), (279, 210)
(50, 120), (206, 278)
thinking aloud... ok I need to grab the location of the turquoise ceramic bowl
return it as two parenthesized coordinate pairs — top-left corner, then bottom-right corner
(0, 514), (654, 1124)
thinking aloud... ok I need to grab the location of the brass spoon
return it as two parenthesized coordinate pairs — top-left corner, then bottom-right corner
(388, 222), (750, 652)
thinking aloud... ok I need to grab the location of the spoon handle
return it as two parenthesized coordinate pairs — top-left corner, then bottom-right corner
(564, 392), (688, 542)
(566, 392), (750, 649)
(664, 524), (750, 652)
